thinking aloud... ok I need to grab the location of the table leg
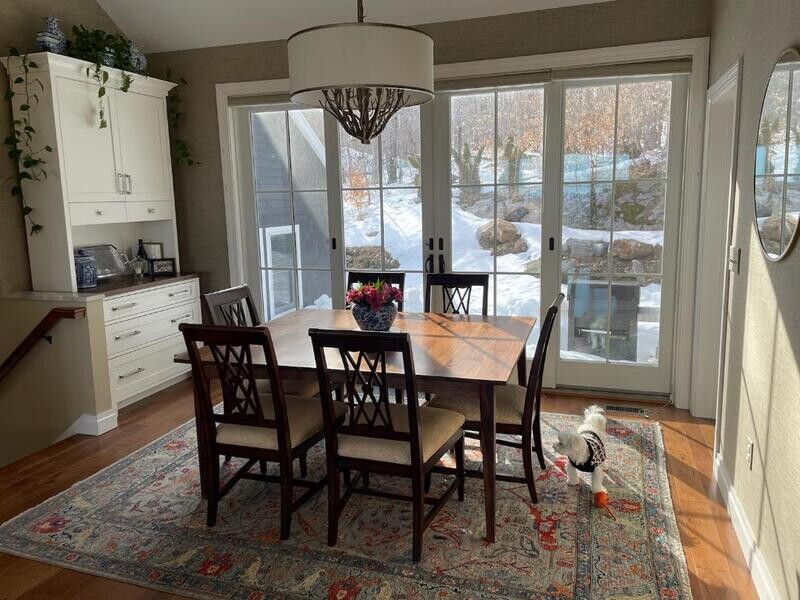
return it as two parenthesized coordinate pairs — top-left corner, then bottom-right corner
(193, 376), (209, 499)
(517, 345), (527, 386)
(479, 383), (496, 543)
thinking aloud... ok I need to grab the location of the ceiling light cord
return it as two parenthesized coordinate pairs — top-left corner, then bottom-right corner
(357, 0), (365, 23)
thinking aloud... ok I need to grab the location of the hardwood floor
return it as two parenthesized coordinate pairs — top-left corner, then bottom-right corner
(0, 381), (756, 599)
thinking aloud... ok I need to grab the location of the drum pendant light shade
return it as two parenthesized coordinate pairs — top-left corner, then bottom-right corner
(288, 2), (434, 144)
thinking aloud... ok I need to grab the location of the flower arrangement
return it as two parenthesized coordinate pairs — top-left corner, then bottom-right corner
(346, 280), (403, 311)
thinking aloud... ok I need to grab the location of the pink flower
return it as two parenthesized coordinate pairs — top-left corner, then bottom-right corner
(346, 280), (403, 311)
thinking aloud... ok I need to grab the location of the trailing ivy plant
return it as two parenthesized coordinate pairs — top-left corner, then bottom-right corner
(164, 68), (198, 166)
(66, 26), (137, 129)
(3, 47), (52, 234)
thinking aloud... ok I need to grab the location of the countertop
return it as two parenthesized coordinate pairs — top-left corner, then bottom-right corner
(83, 273), (199, 297)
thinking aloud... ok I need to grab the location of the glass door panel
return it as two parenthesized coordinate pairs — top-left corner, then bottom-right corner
(250, 107), (332, 320)
(341, 106), (424, 312)
(558, 77), (680, 393)
(448, 87), (544, 344)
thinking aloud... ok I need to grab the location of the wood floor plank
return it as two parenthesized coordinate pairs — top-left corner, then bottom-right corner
(0, 385), (757, 599)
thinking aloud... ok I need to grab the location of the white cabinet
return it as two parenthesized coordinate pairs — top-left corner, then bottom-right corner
(1, 52), (179, 292)
(113, 90), (173, 204)
(56, 76), (124, 203)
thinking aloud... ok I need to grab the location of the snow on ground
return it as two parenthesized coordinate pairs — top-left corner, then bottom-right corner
(340, 189), (661, 364)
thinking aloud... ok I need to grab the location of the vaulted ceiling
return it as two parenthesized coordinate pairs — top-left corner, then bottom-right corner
(97, 0), (613, 53)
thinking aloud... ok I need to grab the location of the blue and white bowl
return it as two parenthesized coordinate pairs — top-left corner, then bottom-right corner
(351, 303), (397, 331)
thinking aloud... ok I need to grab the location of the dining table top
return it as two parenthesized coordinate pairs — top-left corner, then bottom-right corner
(175, 309), (536, 386)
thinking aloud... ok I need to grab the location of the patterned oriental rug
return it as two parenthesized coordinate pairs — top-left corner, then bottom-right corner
(0, 413), (691, 599)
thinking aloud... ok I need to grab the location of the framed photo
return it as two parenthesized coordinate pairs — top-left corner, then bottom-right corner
(148, 258), (176, 276)
(142, 242), (163, 259)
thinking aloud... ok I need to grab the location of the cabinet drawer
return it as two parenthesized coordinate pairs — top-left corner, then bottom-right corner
(109, 334), (190, 406)
(104, 279), (199, 323)
(106, 301), (200, 357)
(126, 201), (173, 222)
(70, 202), (127, 226)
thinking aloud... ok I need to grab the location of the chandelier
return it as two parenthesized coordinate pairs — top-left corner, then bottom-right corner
(288, 0), (434, 144)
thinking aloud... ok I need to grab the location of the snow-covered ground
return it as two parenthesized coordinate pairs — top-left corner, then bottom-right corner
(339, 189), (661, 364)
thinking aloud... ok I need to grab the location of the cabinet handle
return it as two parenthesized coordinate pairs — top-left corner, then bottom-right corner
(111, 302), (137, 312)
(118, 367), (145, 380)
(147, 207), (156, 214)
(95, 209), (105, 216)
(116, 173), (125, 194)
(170, 313), (193, 324)
(114, 330), (142, 341)
(124, 174), (132, 194)
(168, 289), (190, 298)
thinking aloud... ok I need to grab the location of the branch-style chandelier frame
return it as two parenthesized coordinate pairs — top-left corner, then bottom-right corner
(288, 0), (434, 144)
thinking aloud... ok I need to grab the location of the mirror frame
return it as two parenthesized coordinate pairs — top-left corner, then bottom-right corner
(754, 46), (800, 261)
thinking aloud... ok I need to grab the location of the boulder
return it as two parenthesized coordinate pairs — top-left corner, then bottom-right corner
(611, 238), (660, 260)
(477, 220), (528, 256)
(346, 246), (400, 270)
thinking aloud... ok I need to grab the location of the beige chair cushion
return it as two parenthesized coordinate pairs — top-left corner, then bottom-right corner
(337, 404), (465, 465)
(256, 378), (319, 397)
(428, 384), (528, 425)
(216, 396), (346, 450)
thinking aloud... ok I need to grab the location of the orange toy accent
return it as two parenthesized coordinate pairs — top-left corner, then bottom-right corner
(593, 491), (617, 521)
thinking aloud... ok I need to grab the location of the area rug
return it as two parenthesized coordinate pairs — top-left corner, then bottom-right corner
(0, 412), (690, 599)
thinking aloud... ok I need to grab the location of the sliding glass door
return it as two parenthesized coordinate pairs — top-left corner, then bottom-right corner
(232, 74), (687, 394)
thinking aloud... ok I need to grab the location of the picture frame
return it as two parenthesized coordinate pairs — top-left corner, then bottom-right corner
(142, 242), (163, 259)
(147, 258), (176, 276)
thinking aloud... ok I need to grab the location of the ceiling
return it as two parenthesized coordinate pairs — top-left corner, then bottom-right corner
(97, 0), (614, 53)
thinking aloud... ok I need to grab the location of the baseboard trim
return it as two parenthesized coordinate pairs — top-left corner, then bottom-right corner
(55, 408), (118, 442)
(115, 372), (191, 410)
(713, 454), (781, 600)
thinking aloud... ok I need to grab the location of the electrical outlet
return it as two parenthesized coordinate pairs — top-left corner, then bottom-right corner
(745, 438), (754, 470)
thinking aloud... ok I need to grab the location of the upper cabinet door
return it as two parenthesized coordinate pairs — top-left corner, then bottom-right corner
(56, 77), (124, 203)
(113, 90), (173, 203)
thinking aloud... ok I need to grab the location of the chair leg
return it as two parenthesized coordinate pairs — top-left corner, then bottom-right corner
(522, 429), (538, 504)
(394, 388), (403, 404)
(259, 459), (267, 475)
(533, 417), (546, 470)
(328, 466), (340, 547)
(455, 436), (465, 501)
(279, 461), (293, 540)
(299, 452), (308, 478)
(362, 471), (370, 488)
(411, 470), (425, 562)
(424, 472), (432, 493)
(224, 454), (231, 462)
(206, 454), (220, 527)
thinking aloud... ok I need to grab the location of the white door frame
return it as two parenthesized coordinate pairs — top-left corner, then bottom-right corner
(216, 38), (709, 406)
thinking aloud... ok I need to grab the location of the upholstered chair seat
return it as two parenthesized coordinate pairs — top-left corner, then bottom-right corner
(428, 384), (526, 425)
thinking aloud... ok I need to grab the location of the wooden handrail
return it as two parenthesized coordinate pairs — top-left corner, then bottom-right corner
(0, 306), (86, 384)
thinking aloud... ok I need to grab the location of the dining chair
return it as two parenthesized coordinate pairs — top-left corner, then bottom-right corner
(424, 273), (489, 315)
(308, 328), (466, 562)
(428, 293), (564, 504)
(203, 285), (319, 398)
(346, 271), (406, 312)
(180, 323), (347, 538)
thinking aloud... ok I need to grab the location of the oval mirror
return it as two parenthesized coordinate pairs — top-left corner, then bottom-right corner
(755, 47), (800, 260)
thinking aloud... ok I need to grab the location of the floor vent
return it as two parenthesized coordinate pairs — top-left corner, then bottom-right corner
(604, 404), (647, 415)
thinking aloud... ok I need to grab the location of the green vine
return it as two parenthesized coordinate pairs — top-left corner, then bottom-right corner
(164, 68), (198, 166)
(3, 47), (52, 234)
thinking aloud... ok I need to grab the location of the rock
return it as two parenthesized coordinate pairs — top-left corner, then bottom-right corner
(611, 239), (660, 260)
(346, 246), (400, 270)
(504, 203), (530, 222)
(564, 238), (598, 258)
(523, 258), (541, 274)
(477, 220), (529, 256)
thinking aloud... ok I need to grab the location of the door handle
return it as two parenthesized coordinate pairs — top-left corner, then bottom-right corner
(124, 174), (132, 194)
(425, 237), (434, 250)
(424, 253), (434, 274)
(549, 237), (555, 251)
(438, 254), (445, 273)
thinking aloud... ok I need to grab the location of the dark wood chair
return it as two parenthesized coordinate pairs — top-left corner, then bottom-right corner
(180, 323), (346, 538)
(308, 328), (465, 562)
(346, 271), (406, 312)
(424, 273), (489, 315)
(428, 293), (565, 504)
(203, 285), (319, 398)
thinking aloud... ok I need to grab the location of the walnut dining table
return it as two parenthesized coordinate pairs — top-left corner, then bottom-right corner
(174, 308), (535, 543)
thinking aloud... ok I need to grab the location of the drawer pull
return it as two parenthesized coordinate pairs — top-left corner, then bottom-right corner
(168, 289), (190, 298)
(111, 302), (138, 312)
(147, 207), (156, 214)
(170, 313), (193, 324)
(118, 367), (145, 380)
(95, 209), (105, 216)
(114, 330), (142, 341)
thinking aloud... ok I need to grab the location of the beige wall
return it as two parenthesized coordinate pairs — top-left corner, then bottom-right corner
(711, 1), (800, 599)
(147, 0), (710, 292)
(0, 1), (121, 295)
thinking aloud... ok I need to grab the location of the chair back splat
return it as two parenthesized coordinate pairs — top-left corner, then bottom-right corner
(424, 273), (489, 315)
(203, 284), (261, 327)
